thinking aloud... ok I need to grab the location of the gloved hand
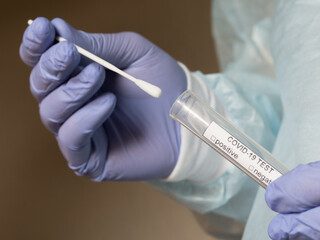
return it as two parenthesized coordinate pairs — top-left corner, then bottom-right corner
(265, 162), (320, 240)
(20, 17), (187, 181)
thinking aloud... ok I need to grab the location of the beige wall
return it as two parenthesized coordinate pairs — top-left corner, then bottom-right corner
(0, 0), (219, 239)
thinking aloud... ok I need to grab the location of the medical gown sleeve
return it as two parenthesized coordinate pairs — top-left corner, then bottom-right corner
(148, 62), (280, 224)
(148, 0), (282, 238)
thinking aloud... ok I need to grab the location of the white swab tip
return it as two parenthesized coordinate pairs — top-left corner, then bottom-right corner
(28, 19), (33, 25)
(134, 79), (162, 98)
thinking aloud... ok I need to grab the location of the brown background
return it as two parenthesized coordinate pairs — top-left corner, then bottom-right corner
(0, 0), (219, 239)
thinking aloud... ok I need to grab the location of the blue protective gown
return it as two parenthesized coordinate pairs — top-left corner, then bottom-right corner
(150, 1), (320, 239)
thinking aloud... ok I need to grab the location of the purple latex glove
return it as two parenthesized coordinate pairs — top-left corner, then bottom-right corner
(20, 17), (187, 181)
(265, 162), (320, 240)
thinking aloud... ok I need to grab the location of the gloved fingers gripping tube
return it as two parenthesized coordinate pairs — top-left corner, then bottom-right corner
(170, 90), (289, 189)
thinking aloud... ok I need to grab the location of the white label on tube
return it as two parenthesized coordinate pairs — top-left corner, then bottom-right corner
(203, 121), (282, 186)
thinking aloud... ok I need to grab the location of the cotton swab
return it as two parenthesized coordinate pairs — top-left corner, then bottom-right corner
(27, 19), (162, 98)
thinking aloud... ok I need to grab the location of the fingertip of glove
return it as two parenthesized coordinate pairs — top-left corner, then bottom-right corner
(30, 17), (55, 37)
(77, 63), (105, 88)
(23, 17), (55, 50)
(51, 18), (75, 41)
(268, 224), (276, 240)
(265, 184), (275, 209)
(20, 17), (56, 66)
(268, 219), (278, 240)
(265, 179), (285, 212)
(58, 41), (78, 58)
(102, 92), (117, 108)
(51, 41), (80, 69)
(51, 17), (68, 28)
(94, 93), (117, 118)
(268, 214), (287, 240)
(84, 63), (105, 78)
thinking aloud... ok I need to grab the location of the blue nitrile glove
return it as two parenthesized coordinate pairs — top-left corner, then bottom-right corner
(20, 17), (187, 181)
(265, 162), (320, 240)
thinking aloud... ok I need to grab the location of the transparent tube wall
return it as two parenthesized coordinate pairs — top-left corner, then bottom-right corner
(170, 90), (289, 189)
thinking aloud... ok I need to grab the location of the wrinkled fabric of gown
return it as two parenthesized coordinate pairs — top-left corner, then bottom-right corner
(149, 1), (320, 239)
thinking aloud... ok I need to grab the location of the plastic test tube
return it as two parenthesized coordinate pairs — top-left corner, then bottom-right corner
(170, 90), (289, 189)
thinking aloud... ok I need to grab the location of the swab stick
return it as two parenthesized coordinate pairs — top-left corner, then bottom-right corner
(28, 19), (162, 98)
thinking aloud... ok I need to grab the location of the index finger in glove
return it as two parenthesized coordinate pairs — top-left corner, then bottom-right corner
(19, 17), (55, 67)
(265, 161), (320, 213)
(30, 41), (80, 102)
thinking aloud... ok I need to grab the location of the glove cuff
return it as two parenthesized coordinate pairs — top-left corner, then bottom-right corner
(165, 63), (231, 185)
